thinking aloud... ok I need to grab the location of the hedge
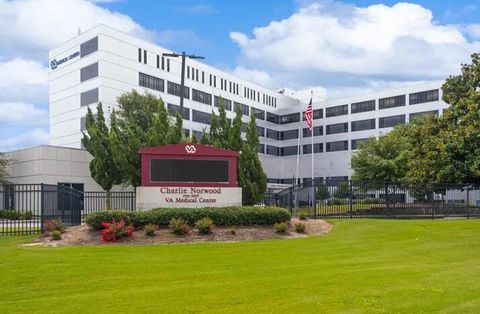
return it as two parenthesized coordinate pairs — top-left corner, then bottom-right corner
(86, 206), (291, 230)
(0, 209), (33, 220)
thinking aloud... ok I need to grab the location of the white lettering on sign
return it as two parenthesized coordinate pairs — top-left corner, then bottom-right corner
(137, 186), (242, 209)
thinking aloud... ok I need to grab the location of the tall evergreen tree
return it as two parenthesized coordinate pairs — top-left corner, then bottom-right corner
(0, 153), (9, 184)
(208, 112), (220, 146)
(217, 99), (230, 148)
(82, 103), (122, 209)
(167, 113), (183, 144)
(239, 113), (267, 204)
(228, 105), (243, 152)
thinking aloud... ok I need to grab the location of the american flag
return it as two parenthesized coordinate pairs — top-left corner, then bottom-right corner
(304, 98), (313, 130)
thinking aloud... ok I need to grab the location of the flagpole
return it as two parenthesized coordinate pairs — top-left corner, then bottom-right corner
(310, 91), (314, 209)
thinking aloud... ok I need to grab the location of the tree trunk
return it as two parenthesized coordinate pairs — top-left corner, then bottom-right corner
(105, 190), (111, 210)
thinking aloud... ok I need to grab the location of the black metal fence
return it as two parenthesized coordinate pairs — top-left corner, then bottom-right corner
(272, 179), (480, 219)
(1, 184), (136, 236)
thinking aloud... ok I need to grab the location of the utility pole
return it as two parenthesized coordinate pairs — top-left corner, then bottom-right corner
(162, 51), (205, 110)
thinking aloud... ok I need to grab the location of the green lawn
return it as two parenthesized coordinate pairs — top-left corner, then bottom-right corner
(1, 219), (479, 313)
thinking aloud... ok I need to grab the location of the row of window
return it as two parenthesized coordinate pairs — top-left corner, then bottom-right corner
(136, 45), (277, 108)
(262, 138), (371, 156)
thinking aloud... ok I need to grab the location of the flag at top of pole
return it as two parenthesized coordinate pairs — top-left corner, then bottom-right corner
(304, 97), (313, 130)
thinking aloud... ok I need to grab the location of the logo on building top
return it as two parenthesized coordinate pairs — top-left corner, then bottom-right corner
(185, 145), (196, 154)
(50, 51), (80, 70)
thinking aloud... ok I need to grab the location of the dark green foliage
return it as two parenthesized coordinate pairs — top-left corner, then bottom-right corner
(294, 222), (306, 233)
(239, 113), (267, 205)
(316, 183), (330, 201)
(0, 210), (33, 220)
(0, 153), (9, 184)
(273, 222), (288, 234)
(169, 218), (189, 236)
(82, 104), (123, 209)
(228, 106), (243, 152)
(86, 206), (291, 230)
(333, 181), (352, 199)
(195, 217), (214, 235)
(50, 230), (62, 241)
(144, 223), (157, 237)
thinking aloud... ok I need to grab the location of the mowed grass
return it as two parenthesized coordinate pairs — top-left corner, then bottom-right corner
(1, 219), (480, 313)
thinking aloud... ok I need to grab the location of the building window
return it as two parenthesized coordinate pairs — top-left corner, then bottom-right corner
(303, 143), (323, 154)
(266, 145), (280, 156)
(80, 88), (98, 107)
(143, 50), (147, 64)
(351, 119), (376, 132)
(326, 104), (348, 117)
(167, 103), (190, 120)
(280, 112), (301, 124)
(187, 66), (190, 79)
(379, 114), (405, 128)
(192, 130), (207, 141)
(167, 81), (189, 99)
(326, 122), (348, 135)
(409, 89), (439, 105)
(167, 58), (170, 72)
(139, 72), (164, 92)
(156, 55), (159, 68)
(256, 126), (265, 137)
(409, 110), (439, 121)
(281, 146), (299, 156)
(192, 89), (212, 105)
(161, 56), (165, 70)
(351, 100), (375, 114)
(258, 144), (265, 154)
(241, 122), (248, 133)
(266, 129), (279, 140)
(80, 37), (98, 57)
(379, 95), (406, 109)
(80, 62), (98, 82)
(280, 129), (299, 140)
(214, 96), (232, 110)
(351, 138), (369, 150)
(326, 140), (348, 152)
(252, 107), (265, 120)
(138, 48), (142, 62)
(234, 102), (249, 116)
(192, 110), (211, 124)
(196, 69), (199, 82)
(266, 112), (280, 124)
(202, 71), (205, 84)
(303, 126), (323, 137)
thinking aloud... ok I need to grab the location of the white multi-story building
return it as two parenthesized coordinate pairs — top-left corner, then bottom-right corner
(5, 24), (449, 191)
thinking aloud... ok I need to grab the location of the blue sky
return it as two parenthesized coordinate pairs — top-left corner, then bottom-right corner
(0, 0), (479, 152)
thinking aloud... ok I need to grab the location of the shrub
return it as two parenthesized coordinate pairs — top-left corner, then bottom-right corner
(86, 206), (291, 230)
(169, 218), (189, 236)
(298, 212), (307, 220)
(44, 219), (66, 233)
(51, 230), (62, 241)
(144, 223), (157, 237)
(101, 220), (134, 242)
(195, 218), (214, 235)
(22, 211), (33, 220)
(0, 210), (34, 220)
(274, 222), (288, 234)
(294, 222), (306, 233)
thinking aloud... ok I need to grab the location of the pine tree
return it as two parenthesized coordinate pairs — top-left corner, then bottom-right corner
(217, 99), (230, 148)
(167, 113), (183, 144)
(82, 103), (122, 209)
(199, 128), (210, 145)
(208, 111), (220, 146)
(0, 153), (9, 184)
(228, 105), (243, 152)
(146, 101), (169, 146)
(239, 113), (268, 205)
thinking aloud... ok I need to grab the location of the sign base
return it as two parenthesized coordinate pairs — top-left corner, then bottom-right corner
(136, 186), (242, 210)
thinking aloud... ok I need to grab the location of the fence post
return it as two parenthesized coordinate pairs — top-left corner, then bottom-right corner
(40, 183), (45, 233)
(467, 188), (470, 219)
(349, 180), (353, 219)
(288, 186), (293, 213)
(313, 183), (317, 219)
(431, 184), (435, 220)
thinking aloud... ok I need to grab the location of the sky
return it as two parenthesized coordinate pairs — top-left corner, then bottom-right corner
(0, 0), (479, 152)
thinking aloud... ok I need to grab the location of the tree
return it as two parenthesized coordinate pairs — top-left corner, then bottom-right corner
(228, 106), (243, 152)
(239, 113), (267, 205)
(208, 112), (220, 146)
(82, 103), (122, 209)
(316, 183), (330, 202)
(217, 99), (230, 148)
(405, 53), (480, 185)
(0, 153), (9, 184)
(167, 113), (183, 144)
(333, 181), (351, 199)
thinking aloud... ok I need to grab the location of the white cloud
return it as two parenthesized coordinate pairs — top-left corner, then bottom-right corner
(0, 102), (48, 125)
(232, 67), (275, 87)
(466, 24), (480, 39)
(0, 128), (49, 152)
(0, 0), (153, 57)
(230, 2), (480, 94)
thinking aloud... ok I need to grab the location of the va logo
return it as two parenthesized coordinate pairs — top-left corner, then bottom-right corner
(50, 59), (58, 70)
(185, 145), (196, 154)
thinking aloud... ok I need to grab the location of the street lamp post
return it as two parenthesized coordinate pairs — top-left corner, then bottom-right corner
(162, 51), (205, 110)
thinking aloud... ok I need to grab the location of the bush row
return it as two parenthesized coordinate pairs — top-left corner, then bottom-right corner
(0, 209), (33, 220)
(86, 206), (291, 230)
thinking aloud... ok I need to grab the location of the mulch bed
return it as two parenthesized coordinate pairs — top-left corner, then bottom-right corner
(28, 219), (333, 247)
